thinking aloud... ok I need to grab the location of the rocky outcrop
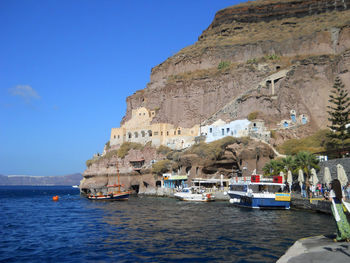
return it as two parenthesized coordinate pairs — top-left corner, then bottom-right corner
(85, 0), (350, 192)
(121, 0), (350, 133)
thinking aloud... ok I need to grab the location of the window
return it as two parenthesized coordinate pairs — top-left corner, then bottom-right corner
(167, 131), (169, 136)
(134, 132), (138, 138)
(148, 130), (152, 137)
(222, 129), (224, 135)
(118, 135), (120, 139)
(209, 128), (212, 133)
(161, 132), (163, 136)
(227, 128), (230, 133)
(178, 130), (181, 135)
(141, 131), (145, 137)
(128, 133), (132, 139)
(154, 131), (159, 136)
(174, 131), (176, 135)
(114, 135), (116, 139)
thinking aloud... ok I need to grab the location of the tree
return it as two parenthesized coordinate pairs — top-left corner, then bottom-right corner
(294, 151), (319, 182)
(262, 159), (283, 177)
(327, 76), (350, 155)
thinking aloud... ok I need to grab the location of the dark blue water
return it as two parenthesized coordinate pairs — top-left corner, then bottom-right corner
(0, 186), (336, 262)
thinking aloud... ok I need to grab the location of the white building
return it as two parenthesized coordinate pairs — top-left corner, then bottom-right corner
(202, 119), (251, 143)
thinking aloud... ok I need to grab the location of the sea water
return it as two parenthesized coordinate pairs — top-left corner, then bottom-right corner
(0, 186), (335, 262)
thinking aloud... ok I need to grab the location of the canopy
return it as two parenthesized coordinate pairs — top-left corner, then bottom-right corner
(337, 164), (348, 187)
(310, 168), (319, 186)
(298, 169), (304, 188)
(287, 170), (293, 185)
(323, 167), (332, 188)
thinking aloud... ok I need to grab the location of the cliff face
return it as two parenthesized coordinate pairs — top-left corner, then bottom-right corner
(83, 0), (350, 193)
(122, 0), (350, 133)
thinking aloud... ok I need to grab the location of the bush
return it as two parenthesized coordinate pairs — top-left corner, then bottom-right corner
(157, 145), (172, 155)
(277, 130), (328, 155)
(247, 111), (259, 121)
(117, 142), (143, 159)
(152, 160), (173, 175)
(187, 136), (238, 160)
(218, 61), (231, 70)
(265, 54), (279, 60)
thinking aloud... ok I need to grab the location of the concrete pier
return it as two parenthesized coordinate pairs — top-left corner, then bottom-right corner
(277, 235), (350, 263)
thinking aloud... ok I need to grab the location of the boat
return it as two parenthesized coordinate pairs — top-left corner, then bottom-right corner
(72, 185), (79, 188)
(174, 187), (215, 202)
(227, 174), (291, 209)
(88, 160), (131, 201)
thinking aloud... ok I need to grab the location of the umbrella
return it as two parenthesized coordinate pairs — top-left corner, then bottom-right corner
(337, 164), (349, 187)
(298, 169), (304, 188)
(310, 168), (319, 186)
(287, 170), (293, 185)
(323, 167), (332, 188)
(287, 170), (293, 192)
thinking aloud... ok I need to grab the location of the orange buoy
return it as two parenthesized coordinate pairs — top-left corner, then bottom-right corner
(52, 195), (59, 201)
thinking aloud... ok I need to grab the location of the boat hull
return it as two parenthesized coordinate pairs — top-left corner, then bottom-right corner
(228, 192), (290, 209)
(88, 192), (130, 201)
(174, 193), (214, 202)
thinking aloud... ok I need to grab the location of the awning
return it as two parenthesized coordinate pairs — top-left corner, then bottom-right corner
(166, 175), (188, 180)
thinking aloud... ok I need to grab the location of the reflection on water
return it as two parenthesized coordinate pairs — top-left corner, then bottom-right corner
(0, 187), (335, 263)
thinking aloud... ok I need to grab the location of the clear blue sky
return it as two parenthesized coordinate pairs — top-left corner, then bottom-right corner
(0, 0), (246, 176)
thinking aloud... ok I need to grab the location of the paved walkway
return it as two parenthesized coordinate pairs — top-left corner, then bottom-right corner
(277, 235), (350, 263)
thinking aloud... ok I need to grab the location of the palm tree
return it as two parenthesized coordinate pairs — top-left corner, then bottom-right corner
(294, 151), (319, 182)
(263, 159), (283, 177)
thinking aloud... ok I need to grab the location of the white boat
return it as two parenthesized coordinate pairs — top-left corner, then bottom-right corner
(227, 175), (291, 209)
(72, 185), (79, 188)
(174, 187), (215, 202)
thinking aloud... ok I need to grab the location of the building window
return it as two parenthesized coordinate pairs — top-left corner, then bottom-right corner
(134, 132), (138, 138)
(178, 130), (181, 135)
(148, 130), (152, 137)
(222, 129), (224, 136)
(114, 135), (116, 139)
(128, 133), (132, 139)
(154, 131), (159, 136)
(209, 128), (212, 133)
(174, 131), (176, 135)
(167, 131), (169, 136)
(161, 132), (163, 136)
(118, 135), (120, 139)
(227, 128), (230, 133)
(139, 113), (141, 116)
(141, 131), (145, 137)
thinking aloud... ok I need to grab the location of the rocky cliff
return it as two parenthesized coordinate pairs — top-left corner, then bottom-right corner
(83, 0), (350, 194)
(122, 0), (350, 134)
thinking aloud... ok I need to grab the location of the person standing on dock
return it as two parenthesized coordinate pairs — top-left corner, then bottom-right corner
(328, 179), (350, 242)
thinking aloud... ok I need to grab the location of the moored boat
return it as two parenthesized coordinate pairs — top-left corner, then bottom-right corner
(174, 187), (215, 202)
(87, 160), (131, 201)
(227, 175), (290, 209)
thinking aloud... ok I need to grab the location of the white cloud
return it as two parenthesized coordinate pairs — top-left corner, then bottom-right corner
(9, 85), (41, 103)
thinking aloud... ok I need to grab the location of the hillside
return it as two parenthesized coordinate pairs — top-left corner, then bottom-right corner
(82, 0), (350, 194)
(0, 173), (83, 186)
(121, 0), (350, 140)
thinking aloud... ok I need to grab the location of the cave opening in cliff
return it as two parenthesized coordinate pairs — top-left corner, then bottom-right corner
(131, 184), (139, 193)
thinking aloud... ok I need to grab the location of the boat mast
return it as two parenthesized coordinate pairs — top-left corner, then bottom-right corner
(116, 159), (120, 193)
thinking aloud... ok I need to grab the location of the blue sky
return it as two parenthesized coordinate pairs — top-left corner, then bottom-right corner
(0, 0), (245, 176)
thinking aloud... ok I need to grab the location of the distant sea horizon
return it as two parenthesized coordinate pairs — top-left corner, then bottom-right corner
(0, 173), (82, 186)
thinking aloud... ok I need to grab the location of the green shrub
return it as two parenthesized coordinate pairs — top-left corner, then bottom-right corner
(247, 111), (259, 121)
(157, 145), (172, 155)
(265, 54), (279, 60)
(152, 160), (173, 175)
(218, 61), (231, 70)
(277, 129), (328, 155)
(117, 142), (143, 159)
(187, 136), (238, 160)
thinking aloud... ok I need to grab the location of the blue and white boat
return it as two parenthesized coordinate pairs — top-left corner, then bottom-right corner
(227, 175), (291, 209)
